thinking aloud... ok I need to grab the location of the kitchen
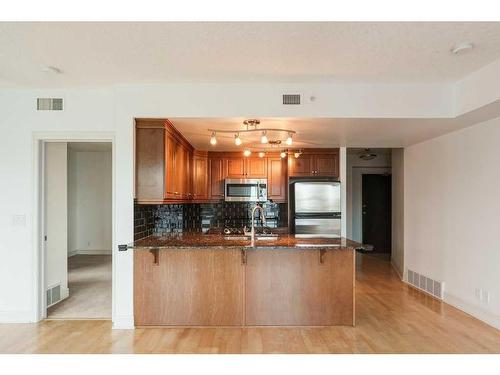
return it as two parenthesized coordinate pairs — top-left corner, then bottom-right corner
(131, 118), (359, 327)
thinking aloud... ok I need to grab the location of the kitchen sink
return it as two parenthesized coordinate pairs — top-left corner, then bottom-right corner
(223, 234), (278, 241)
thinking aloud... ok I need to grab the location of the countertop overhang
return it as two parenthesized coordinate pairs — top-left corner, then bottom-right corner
(128, 233), (362, 251)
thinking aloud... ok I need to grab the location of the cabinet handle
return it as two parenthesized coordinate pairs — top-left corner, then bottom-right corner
(319, 249), (326, 264)
(150, 248), (159, 266)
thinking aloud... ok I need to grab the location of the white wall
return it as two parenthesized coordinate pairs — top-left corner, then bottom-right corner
(0, 80), (498, 326)
(391, 148), (404, 277)
(45, 143), (68, 300)
(405, 116), (500, 329)
(68, 149), (112, 256)
(346, 150), (391, 242)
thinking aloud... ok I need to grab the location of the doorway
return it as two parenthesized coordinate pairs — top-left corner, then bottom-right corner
(42, 141), (112, 320)
(362, 174), (392, 253)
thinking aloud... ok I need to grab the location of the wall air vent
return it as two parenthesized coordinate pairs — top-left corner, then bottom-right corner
(46, 284), (62, 307)
(282, 94), (301, 105)
(407, 269), (444, 300)
(37, 98), (63, 111)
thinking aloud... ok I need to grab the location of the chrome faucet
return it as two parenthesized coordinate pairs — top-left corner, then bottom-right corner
(249, 204), (266, 246)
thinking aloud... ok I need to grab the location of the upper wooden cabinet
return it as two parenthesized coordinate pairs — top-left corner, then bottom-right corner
(209, 157), (226, 200)
(267, 157), (287, 202)
(192, 151), (209, 200)
(135, 121), (165, 203)
(164, 122), (194, 200)
(225, 156), (267, 178)
(135, 119), (194, 204)
(288, 150), (339, 177)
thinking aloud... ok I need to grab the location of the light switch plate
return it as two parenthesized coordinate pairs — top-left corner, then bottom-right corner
(12, 215), (27, 226)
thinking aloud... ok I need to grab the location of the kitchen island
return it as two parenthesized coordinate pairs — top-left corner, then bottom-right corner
(129, 233), (360, 327)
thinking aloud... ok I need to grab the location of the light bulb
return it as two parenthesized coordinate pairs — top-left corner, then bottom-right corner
(243, 149), (252, 157)
(286, 133), (293, 146)
(261, 131), (268, 144)
(210, 132), (217, 146)
(234, 133), (242, 146)
(294, 151), (301, 158)
(280, 151), (287, 159)
(258, 152), (265, 158)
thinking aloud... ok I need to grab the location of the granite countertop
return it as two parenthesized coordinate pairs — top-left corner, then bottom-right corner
(128, 232), (363, 250)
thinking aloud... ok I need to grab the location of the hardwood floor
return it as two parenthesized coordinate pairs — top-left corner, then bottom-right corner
(1, 253), (499, 353)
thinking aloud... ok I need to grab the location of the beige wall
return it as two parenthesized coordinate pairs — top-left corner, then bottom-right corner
(404, 116), (500, 329)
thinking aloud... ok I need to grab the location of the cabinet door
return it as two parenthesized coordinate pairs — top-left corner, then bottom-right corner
(246, 157), (267, 178)
(209, 158), (226, 199)
(164, 132), (178, 199)
(135, 126), (165, 202)
(245, 249), (354, 326)
(134, 250), (162, 325)
(288, 154), (314, 177)
(226, 157), (246, 177)
(135, 249), (245, 326)
(267, 157), (287, 202)
(315, 153), (339, 177)
(193, 154), (209, 200)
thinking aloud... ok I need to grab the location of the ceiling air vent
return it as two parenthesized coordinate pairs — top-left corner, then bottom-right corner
(282, 94), (301, 105)
(37, 98), (63, 111)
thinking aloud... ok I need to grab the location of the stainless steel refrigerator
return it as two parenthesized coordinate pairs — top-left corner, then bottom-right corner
(292, 181), (341, 237)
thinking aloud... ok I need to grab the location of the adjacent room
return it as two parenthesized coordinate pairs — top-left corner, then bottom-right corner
(44, 142), (112, 319)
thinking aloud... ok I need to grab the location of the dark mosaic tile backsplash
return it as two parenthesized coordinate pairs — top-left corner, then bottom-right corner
(134, 201), (287, 240)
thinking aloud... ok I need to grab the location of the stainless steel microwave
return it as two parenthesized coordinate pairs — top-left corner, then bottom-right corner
(224, 178), (267, 202)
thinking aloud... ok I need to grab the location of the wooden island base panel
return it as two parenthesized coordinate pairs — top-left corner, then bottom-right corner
(132, 234), (356, 327)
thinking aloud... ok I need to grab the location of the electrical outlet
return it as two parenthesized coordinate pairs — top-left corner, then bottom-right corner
(12, 215), (26, 226)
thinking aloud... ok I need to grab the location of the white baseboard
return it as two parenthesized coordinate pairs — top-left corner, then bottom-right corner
(74, 249), (112, 255)
(443, 292), (500, 330)
(112, 315), (135, 330)
(0, 310), (34, 323)
(68, 250), (78, 257)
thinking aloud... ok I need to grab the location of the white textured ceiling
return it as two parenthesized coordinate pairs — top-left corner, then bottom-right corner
(2, 22), (500, 87)
(170, 116), (479, 149)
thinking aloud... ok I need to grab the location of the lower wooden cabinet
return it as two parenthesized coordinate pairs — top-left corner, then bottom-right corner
(134, 248), (354, 327)
(245, 249), (354, 326)
(134, 249), (245, 326)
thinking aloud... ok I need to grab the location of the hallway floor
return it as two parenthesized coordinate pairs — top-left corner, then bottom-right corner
(47, 255), (111, 319)
(1, 254), (499, 353)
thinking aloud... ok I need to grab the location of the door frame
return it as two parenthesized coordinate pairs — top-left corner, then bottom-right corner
(33, 131), (115, 322)
(350, 166), (391, 243)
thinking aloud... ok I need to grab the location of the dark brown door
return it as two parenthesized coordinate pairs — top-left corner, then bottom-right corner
(362, 174), (392, 253)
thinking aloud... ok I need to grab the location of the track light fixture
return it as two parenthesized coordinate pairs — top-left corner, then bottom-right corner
(210, 132), (217, 146)
(207, 119), (296, 146)
(234, 133), (242, 146)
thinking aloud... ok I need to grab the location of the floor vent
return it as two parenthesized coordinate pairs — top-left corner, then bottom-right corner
(46, 284), (61, 307)
(37, 98), (63, 111)
(282, 94), (301, 105)
(407, 269), (444, 300)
